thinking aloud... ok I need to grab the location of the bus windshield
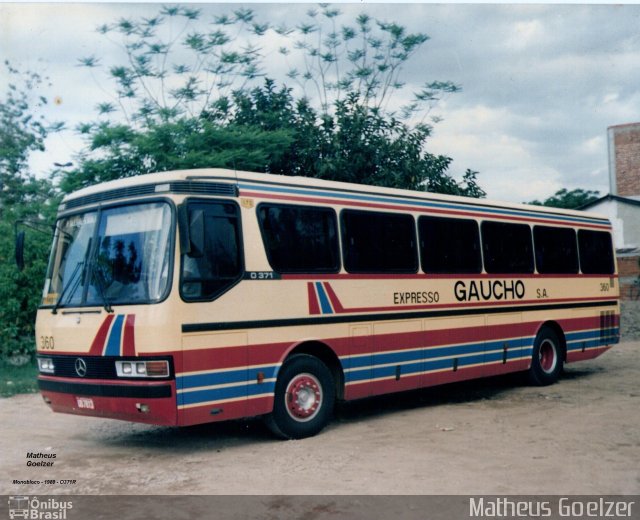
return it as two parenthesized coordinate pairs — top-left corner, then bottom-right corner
(43, 201), (172, 308)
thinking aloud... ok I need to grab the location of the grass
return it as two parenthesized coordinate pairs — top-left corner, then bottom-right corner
(0, 360), (39, 397)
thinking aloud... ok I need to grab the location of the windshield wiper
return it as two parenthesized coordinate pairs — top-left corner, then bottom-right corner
(51, 260), (84, 315)
(91, 263), (113, 314)
(51, 238), (92, 315)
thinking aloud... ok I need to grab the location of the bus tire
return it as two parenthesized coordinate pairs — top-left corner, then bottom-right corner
(265, 354), (335, 439)
(528, 327), (563, 386)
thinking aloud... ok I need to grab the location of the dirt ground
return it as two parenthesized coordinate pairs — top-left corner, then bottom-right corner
(1, 332), (639, 496)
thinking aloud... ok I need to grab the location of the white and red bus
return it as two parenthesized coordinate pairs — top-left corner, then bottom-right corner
(33, 169), (620, 438)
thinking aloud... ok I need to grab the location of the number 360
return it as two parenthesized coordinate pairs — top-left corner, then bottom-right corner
(40, 336), (55, 350)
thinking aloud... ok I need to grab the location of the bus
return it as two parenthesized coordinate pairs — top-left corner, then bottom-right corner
(8, 496), (29, 519)
(31, 169), (620, 439)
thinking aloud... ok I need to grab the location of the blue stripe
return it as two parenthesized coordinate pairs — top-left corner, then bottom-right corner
(347, 336), (534, 372)
(485, 337), (533, 352)
(178, 366), (278, 390)
(566, 328), (619, 342)
(315, 282), (333, 314)
(484, 347), (533, 364)
(427, 342), (486, 359)
(372, 361), (423, 380)
(567, 334), (620, 352)
(104, 315), (124, 356)
(180, 382), (276, 406)
(424, 354), (484, 372)
(346, 353), (488, 383)
(566, 340), (599, 352)
(347, 349), (424, 370)
(179, 327), (619, 406)
(238, 182), (607, 226)
(566, 330), (599, 341)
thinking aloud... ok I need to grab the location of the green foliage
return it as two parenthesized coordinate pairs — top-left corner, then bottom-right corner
(67, 78), (483, 197)
(66, 5), (482, 198)
(278, 6), (458, 118)
(0, 7), (485, 368)
(0, 360), (39, 396)
(0, 62), (60, 360)
(0, 185), (59, 362)
(60, 116), (294, 193)
(0, 61), (51, 205)
(529, 188), (600, 209)
(78, 6), (266, 126)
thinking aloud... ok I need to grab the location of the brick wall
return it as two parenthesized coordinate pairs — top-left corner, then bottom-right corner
(609, 124), (640, 298)
(618, 255), (640, 300)
(611, 123), (640, 197)
(618, 256), (640, 277)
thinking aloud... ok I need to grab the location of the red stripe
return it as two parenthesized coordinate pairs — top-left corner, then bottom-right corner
(566, 345), (610, 363)
(178, 396), (274, 426)
(47, 312), (618, 367)
(239, 190), (611, 230)
(307, 282), (321, 315)
(345, 364), (489, 400)
(40, 378), (177, 426)
(122, 314), (136, 357)
(175, 315), (617, 372)
(88, 315), (115, 356)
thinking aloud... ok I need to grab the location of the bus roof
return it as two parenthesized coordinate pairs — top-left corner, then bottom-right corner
(61, 168), (610, 224)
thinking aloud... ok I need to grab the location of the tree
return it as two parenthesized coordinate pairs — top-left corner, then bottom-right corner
(60, 117), (295, 193)
(529, 188), (600, 209)
(275, 7), (459, 120)
(0, 62), (60, 360)
(0, 61), (61, 206)
(77, 6), (267, 126)
(64, 5), (483, 198)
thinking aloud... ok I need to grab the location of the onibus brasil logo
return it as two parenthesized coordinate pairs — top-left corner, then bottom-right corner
(8, 497), (72, 519)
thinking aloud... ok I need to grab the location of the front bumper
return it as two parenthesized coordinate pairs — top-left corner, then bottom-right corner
(38, 376), (178, 425)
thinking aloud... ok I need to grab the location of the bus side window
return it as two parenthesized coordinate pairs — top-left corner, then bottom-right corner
(257, 203), (340, 273)
(578, 229), (614, 274)
(181, 201), (243, 301)
(418, 216), (481, 274)
(341, 210), (418, 273)
(481, 221), (534, 274)
(533, 226), (579, 274)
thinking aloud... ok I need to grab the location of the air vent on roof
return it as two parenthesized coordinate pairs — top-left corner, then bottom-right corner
(169, 181), (238, 196)
(63, 181), (237, 210)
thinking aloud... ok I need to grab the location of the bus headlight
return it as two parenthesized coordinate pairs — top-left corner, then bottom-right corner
(115, 360), (169, 378)
(37, 358), (55, 374)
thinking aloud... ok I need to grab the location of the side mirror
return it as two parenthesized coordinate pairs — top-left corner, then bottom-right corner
(15, 230), (25, 271)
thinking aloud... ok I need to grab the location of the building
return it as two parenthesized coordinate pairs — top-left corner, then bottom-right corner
(581, 122), (640, 299)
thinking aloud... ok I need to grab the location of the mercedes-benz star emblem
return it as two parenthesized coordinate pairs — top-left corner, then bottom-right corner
(74, 358), (87, 377)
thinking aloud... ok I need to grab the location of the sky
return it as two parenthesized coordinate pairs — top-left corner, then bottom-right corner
(1, 2), (639, 203)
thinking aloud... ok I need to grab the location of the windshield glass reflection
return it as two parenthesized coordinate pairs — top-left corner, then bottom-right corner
(44, 202), (172, 308)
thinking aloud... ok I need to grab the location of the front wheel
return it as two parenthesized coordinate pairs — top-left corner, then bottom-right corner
(528, 327), (563, 386)
(265, 354), (335, 439)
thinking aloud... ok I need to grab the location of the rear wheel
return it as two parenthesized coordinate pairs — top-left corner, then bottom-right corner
(265, 354), (335, 439)
(528, 327), (563, 386)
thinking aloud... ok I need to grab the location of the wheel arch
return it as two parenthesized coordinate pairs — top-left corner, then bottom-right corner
(536, 320), (567, 362)
(279, 340), (345, 400)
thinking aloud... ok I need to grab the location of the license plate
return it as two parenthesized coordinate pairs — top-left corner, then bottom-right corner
(76, 397), (94, 410)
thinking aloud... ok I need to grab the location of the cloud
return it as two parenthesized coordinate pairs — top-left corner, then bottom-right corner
(2, 3), (639, 203)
